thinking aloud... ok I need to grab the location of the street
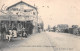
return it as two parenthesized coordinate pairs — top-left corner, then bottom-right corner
(46, 32), (80, 51)
(0, 32), (80, 51)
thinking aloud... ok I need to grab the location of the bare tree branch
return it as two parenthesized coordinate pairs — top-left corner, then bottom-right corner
(0, 4), (8, 14)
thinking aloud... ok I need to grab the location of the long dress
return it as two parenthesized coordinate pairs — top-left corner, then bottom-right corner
(13, 30), (17, 37)
(13, 27), (17, 37)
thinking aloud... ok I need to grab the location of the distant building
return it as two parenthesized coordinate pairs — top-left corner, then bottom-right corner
(71, 25), (79, 34)
(72, 25), (78, 28)
(68, 25), (79, 34)
(57, 24), (69, 32)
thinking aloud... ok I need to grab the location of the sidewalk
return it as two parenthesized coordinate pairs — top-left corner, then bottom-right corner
(0, 37), (26, 50)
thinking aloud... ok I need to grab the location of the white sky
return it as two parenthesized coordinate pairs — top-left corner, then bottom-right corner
(0, 0), (80, 29)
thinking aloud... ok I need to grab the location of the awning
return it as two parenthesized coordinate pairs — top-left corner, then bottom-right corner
(0, 15), (34, 21)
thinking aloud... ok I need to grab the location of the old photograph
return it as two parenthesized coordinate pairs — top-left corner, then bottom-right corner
(0, 0), (80, 51)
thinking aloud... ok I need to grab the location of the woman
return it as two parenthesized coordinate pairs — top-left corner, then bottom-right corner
(13, 26), (17, 38)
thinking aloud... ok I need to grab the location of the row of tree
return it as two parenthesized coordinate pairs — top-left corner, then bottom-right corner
(48, 24), (80, 35)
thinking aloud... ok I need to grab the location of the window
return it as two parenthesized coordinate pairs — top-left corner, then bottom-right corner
(12, 8), (18, 11)
(33, 12), (35, 15)
(24, 10), (27, 12)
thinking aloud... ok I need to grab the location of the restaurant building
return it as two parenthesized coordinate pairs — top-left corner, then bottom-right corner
(0, 1), (38, 34)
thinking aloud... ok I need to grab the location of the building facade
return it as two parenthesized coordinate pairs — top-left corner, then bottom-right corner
(0, 1), (38, 34)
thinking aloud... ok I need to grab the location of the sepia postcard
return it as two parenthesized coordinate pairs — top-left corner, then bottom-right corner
(0, 0), (80, 51)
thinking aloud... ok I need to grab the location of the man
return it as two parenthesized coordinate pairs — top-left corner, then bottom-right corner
(6, 29), (13, 42)
(1, 26), (6, 40)
(6, 26), (13, 42)
(22, 27), (25, 37)
(38, 25), (40, 33)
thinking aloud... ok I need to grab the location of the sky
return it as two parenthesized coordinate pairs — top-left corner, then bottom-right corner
(0, 0), (80, 29)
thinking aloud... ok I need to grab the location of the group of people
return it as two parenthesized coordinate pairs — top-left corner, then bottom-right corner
(22, 21), (34, 37)
(0, 22), (36, 42)
(1, 25), (17, 42)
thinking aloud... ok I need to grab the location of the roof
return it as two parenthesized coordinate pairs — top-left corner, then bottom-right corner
(6, 1), (37, 10)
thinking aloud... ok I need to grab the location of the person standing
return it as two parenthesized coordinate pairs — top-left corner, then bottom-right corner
(1, 26), (6, 40)
(38, 25), (40, 33)
(22, 27), (25, 37)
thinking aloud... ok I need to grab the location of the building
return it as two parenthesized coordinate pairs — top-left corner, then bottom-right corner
(0, 1), (38, 34)
(57, 24), (69, 32)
